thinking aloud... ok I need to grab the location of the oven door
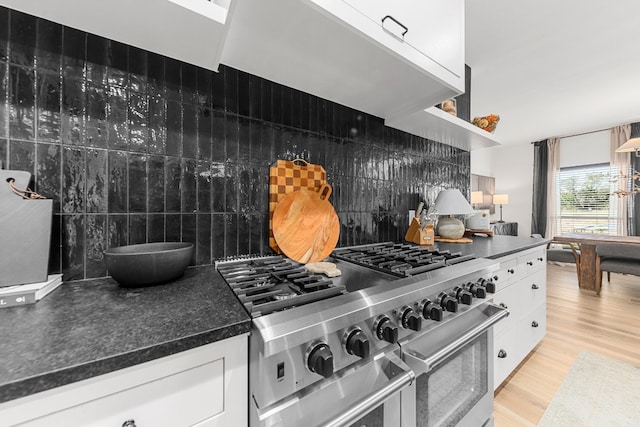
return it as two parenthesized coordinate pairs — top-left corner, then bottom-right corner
(252, 350), (414, 427)
(399, 304), (508, 427)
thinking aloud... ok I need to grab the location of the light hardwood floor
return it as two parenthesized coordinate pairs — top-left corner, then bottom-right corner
(493, 263), (640, 426)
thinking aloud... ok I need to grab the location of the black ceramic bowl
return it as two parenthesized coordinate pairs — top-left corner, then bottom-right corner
(104, 242), (194, 287)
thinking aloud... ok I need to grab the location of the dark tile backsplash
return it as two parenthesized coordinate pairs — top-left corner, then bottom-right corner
(0, 6), (470, 281)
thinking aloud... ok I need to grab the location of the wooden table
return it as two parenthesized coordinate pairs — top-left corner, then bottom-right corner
(552, 233), (640, 293)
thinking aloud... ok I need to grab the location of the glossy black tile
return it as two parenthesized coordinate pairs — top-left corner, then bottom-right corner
(107, 85), (128, 150)
(0, 8), (8, 62)
(238, 213), (250, 255)
(181, 213), (196, 264)
(237, 69), (251, 117)
(108, 40), (128, 88)
(9, 65), (35, 140)
(85, 214), (107, 278)
(128, 46), (147, 93)
(147, 53), (164, 84)
(224, 213), (238, 257)
(85, 84), (108, 148)
(223, 66), (238, 114)
(197, 161), (211, 213)
(128, 153), (147, 213)
(61, 214), (85, 280)
(36, 70), (61, 143)
(148, 88), (166, 154)
(196, 214), (211, 265)
(48, 214), (62, 274)
(196, 67), (213, 107)
(165, 156), (181, 213)
(128, 213), (147, 245)
(62, 26), (85, 79)
(211, 110), (225, 162)
(165, 213), (181, 242)
(9, 139), (35, 179)
(182, 103), (197, 158)
(0, 138), (7, 168)
(147, 213), (165, 242)
(211, 214), (225, 259)
(0, 64), (7, 140)
(62, 146), (85, 213)
(108, 150), (127, 213)
(36, 18), (62, 71)
(128, 90), (148, 152)
(197, 106), (212, 161)
(211, 65), (225, 111)
(181, 63), (197, 105)
(9, 11), (36, 67)
(147, 155), (165, 212)
(166, 99), (182, 156)
(62, 76), (84, 146)
(86, 148), (107, 213)
(107, 214), (128, 248)
(181, 158), (197, 213)
(35, 142), (61, 210)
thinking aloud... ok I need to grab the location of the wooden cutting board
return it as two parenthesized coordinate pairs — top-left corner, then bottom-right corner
(272, 184), (340, 264)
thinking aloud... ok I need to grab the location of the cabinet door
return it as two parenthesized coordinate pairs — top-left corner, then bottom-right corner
(342, 0), (463, 76)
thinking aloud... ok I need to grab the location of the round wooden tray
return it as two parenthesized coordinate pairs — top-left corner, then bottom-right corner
(272, 184), (340, 264)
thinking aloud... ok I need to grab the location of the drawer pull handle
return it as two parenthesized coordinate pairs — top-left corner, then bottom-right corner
(508, 269), (515, 274)
(537, 257), (544, 262)
(381, 15), (409, 37)
(498, 349), (507, 358)
(531, 284), (539, 290)
(527, 261), (533, 266)
(122, 420), (137, 427)
(531, 321), (539, 328)
(499, 303), (508, 310)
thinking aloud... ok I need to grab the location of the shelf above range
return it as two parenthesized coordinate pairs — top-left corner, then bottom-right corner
(386, 106), (502, 152)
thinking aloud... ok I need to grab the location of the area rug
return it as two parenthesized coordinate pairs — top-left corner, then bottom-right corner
(538, 351), (640, 426)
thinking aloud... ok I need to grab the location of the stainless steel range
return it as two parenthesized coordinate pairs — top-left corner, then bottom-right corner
(216, 242), (508, 427)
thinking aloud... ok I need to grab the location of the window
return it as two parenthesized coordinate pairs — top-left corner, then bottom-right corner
(554, 163), (619, 234)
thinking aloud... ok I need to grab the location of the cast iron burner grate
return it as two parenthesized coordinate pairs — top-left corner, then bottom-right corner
(331, 242), (475, 277)
(216, 256), (346, 317)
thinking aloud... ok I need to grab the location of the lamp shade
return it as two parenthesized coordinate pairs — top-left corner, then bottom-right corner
(615, 137), (640, 153)
(493, 194), (509, 205)
(434, 189), (475, 215)
(471, 191), (484, 204)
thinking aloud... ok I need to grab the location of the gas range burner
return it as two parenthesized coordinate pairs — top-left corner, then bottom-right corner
(216, 256), (346, 317)
(331, 242), (475, 277)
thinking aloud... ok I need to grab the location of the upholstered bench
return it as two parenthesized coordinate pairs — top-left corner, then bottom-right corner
(595, 243), (640, 291)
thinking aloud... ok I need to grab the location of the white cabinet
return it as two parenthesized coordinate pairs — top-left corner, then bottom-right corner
(221, 0), (464, 121)
(491, 246), (547, 389)
(343, 0), (463, 76)
(0, 334), (248, 427)
(0, 0), (236, 71)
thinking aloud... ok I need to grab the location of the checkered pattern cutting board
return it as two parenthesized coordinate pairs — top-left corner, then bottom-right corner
(269, 159), (327, 253)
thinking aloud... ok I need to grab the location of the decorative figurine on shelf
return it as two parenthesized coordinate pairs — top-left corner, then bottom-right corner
(439, 99), (457, 116)
(472, 114), (500, 133)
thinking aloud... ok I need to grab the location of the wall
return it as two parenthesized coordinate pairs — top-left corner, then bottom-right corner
(0, 6), (470, 281)
(471, 143), (533, 235)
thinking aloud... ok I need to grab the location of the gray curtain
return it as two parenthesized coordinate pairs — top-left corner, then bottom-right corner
(631, 122), (640, 236)
(531, 140), (548, 236)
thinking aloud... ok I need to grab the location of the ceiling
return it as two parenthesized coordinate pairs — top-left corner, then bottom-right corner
(465, 0), (640, 146)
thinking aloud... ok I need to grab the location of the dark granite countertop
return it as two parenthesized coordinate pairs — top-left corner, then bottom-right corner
(0, 265), (251, 405)
(435, 235), (549, 259)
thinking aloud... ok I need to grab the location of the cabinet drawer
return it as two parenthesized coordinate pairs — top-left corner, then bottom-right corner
(493, 329), (520, 390)
(523, 270), (546, 308)
(494, 258), (518, 292)
(21, 358), (225, 427)
(518, 248), (546, 276)
(491, 283), (523, 337)
(519, 304), (546, 357)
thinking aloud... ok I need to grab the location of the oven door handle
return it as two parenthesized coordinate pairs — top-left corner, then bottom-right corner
(321, 352), (414, 427)
(256, 351), (414, 427)
(403, 303), (509, 373)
